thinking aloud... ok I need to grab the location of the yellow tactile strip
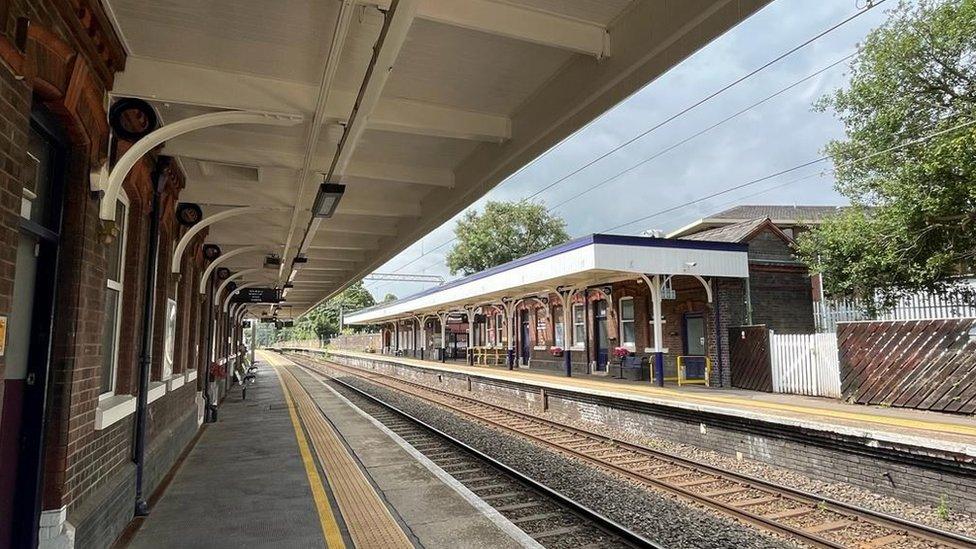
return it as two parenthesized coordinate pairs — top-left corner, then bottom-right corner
(330, 350), (976, 440)
(271, 354), (413, 549)
(271, 360), (346, 549)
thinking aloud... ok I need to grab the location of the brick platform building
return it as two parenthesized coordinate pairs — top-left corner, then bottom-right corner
(0, 3), (243, 547)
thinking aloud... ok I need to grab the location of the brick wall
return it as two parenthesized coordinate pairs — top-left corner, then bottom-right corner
(749, 265), (815, 334)
(0, 2), (216, 546)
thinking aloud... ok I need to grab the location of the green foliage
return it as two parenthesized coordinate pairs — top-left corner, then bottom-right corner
(936, 494), (951, 521)
(446, 200), (570, 276)
(288, 281), (376, 342)
(382, 293), (398, 303)
(797, 0), (976, 308)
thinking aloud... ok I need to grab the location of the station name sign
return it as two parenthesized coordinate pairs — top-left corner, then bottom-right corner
(233, 287), (281, 304)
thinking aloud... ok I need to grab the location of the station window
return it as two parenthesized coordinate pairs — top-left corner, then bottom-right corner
(553, 306), (565, 347)
(619, 297), (636, 348)
(535, 307), (546, 345)
(572, 304), (585, 347)
(100, 195), (128, 397)
(494, 313), (503, 346)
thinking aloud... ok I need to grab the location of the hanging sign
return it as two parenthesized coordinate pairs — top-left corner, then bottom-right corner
(233, 287), (281, 303)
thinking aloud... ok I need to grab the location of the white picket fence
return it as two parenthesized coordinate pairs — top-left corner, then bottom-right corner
(769, 332), (841, 398)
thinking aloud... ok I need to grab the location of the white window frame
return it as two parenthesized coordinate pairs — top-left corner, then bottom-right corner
(572, 303), (585, 348)
(534, 307), (546, 346)
(100, 192), (129, 400)
(619, 297), (636, 349)
(553, 306), (565, 348)
(494, 313), (503, 346)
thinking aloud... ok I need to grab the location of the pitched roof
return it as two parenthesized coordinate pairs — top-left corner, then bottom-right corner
(666, 204), (846, 238)
(678, 218), (792, 244)
(708, 205), (844, 223)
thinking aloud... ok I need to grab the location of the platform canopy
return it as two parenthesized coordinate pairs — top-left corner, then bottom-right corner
(105, 0), (769, 316)
(344, 234), (749, 324)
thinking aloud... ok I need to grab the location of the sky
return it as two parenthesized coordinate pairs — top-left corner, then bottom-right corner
(363, 0), (895, 301)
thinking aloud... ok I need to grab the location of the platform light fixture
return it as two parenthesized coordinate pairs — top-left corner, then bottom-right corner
(312, 183), (345, 218)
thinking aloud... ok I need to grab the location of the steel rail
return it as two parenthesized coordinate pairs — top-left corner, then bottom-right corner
(287, 352), (976, 549)
(301, 364), (663, 549)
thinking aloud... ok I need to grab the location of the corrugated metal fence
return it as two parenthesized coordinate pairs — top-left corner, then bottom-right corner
(837, 318), (976, 414)
(769, 332), (841, 398)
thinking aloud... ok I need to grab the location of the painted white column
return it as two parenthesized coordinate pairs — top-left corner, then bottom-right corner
(651, 275), (664, 352)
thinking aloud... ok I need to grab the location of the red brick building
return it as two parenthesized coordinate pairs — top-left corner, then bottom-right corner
(0, 3), (245, 546)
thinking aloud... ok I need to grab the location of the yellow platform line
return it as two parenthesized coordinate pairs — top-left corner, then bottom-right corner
(331, 350), (976, 439)
(275, 359), (413, 549)
(268, 354), (346, 549)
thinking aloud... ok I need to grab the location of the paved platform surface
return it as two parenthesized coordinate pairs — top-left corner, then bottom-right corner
(128, 364), (325, 548)
(326, 349), (976, 457)
(127, 352), (532, 548)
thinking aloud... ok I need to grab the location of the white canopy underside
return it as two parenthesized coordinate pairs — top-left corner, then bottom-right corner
(105, 0), (770, 317)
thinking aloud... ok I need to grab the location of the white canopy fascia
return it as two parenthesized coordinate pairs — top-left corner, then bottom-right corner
(345, 234), (748, 324)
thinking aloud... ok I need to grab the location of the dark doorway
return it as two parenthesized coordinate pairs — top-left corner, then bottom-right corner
(1, 113), (66, 548)
(519, 310), (530, 366)
(593, 300), (608, 371)
(682, 313), (708, 382)
(683, 313), (706, 355)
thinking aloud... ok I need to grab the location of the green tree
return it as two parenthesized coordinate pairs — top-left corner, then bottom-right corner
(446, 200), (570, 276)
(797, 0), (976, 308)
(382, 293), (398, 302)
(295, 281), (376, 341)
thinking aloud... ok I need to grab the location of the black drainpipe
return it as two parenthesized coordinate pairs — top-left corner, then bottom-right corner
(203, 277), (216, 422)
(133, 157), (168, 516)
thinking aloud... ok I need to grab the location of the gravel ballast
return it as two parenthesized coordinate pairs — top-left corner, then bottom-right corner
(463, 383), (976, 539)
(329, 372), (797, 549)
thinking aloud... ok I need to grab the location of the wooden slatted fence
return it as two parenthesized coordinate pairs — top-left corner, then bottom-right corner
(769, 332), (841, 398)
(837, 318), (976, 414)
(729, 325), (773, 392)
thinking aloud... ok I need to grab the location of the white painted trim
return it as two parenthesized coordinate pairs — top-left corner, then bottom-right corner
(532, 345), (547, 351)
(643, 347), (669, 354)
(95, 395), (137, 430)
(346, 239), (747, 324)
(167, 374), (186, 391)
(147, 381), (167, 404)
(101, 112), (302, 221)
(185, 369), (198, 383)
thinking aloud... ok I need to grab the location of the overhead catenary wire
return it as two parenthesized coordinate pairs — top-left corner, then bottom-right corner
(364, 1), (888, 295)
(602, 117), (976, 233)
(370, 116), (976, 296)
(547, 52), (857, 212)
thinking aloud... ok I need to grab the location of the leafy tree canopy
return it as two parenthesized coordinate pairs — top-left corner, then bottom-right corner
(797, 0), (976, 308)
(446, 200), (570, 276)
(382, 293), (398, 303)
(278, 281), (376, 342)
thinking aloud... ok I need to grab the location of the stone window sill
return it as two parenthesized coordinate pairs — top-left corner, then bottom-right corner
(167, 374), (185, 391)
(643, 347), (670, 354)
(185, 370), (198, 383)
(95, 395), (137, 430)
(147, 381), (167, 404)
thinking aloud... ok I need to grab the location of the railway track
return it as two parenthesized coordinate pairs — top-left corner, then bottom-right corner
(285, 352), (976, 549)
(307, 369), (660, 548)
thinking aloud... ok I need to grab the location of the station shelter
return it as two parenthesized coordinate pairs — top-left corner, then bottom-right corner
(347, 225), (814, 388)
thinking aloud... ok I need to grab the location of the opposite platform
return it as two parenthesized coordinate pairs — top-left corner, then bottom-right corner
(322, 349), (976, 457)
